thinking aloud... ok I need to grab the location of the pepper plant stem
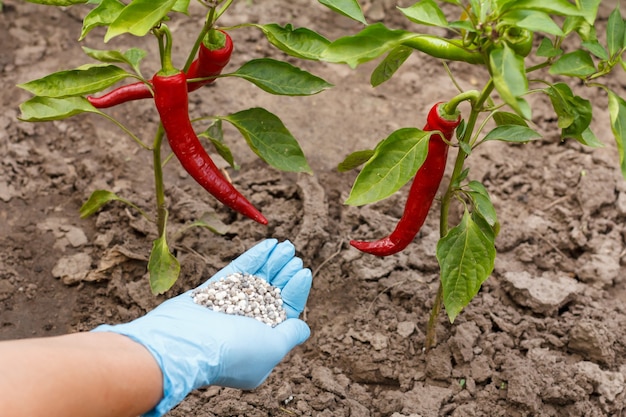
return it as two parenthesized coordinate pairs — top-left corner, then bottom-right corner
(425, 81), (495, 351)
(183, 7), (216, 73)
(153, 124), (167, 237)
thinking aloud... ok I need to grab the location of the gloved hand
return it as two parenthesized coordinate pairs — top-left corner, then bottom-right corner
(92, 239), (312, 417)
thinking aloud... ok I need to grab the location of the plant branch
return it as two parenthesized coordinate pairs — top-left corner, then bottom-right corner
(425, 80), (495, 351)
(153, 124), (167, 237)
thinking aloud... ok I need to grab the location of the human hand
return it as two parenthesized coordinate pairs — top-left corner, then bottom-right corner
(92, 239), (312, 417)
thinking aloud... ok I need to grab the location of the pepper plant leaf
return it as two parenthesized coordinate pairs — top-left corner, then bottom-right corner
(199, 120), (238, 169)
(337, 149), (375, 172)
(549, 50), (596, 78)
(23, 0), (87, 4)
(79, 189), (145, 218)
(80, 0), (125, 40)
(492, 111), (528, 127)
(437, 210), (496, 323)
(371, 46), (413, 87)
(500, 10), (563, 36)
(104, 0), (178, 42)
(230, 58), (333, 96)
(149, 233), (180, 295)
(18, 96), (100, 122)
(18, 65), (131, 97)
(482, 125), (542, 143)
(466, 181), (497, 227)
(82, 47), (147, 75)
(321, 23), (418, 68)
(544, 82), (594, 143)
(489, 45), (531, 120)
(497, 0), (584, 17)
(221, 107), (312, 174)
(345, 128), (432, 206)
(581, 40), (608, 60)
(318, 0), (366, 24)
(172, 0), (189, 13)
(536, 37), (562, 58)
(607, 6), (625, 58)
(177, 212), (230, 237)
(608, 90), (626, 180)
(253, 23), (331, 60)
(398, 0), (448, 27)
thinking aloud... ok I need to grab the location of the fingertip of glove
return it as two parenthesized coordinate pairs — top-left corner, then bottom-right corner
(277, 318), (311, 346)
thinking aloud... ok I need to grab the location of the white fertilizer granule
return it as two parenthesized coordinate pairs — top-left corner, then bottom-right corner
(191, 272), (287, 327)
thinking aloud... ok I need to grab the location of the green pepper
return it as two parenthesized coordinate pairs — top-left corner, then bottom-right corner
(502, 27), (533, 57)
(401, 35), (484, 64)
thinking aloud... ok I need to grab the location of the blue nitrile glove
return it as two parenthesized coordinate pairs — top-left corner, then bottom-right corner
(91, 239), (312, 417)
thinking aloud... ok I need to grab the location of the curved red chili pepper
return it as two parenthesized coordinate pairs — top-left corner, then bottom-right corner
(350, 102), (461, 256)
(88, 30), (234, 109)
(153, 71), (267, 225)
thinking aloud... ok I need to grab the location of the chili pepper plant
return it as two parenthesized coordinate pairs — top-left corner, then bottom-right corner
(318, 0), (626, 348)
(17, 0), (333, 294)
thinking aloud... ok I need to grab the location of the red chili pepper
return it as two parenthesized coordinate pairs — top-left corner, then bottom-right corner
(153, 71), (267, 225)
(88, 30), (234, 109)
(350, 102), (461, 256)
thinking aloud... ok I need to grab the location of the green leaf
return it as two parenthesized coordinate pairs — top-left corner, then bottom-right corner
(82, 47), (147, 75)
(80, 0), (125, 40)
(23, 0), (86, 5)
(370, 46), (412, 87)
(489, 45), (531, 119)
(172, 0), (189, 13)
(199, 120), (238, 169)
(230, 58), (333, 96)
(581, 40), (608, 60)
(482, 125), (542, 143)
(179, 212), (230, 236)
(545, 83), (592, 141)
(321, 23), (418, 68)
(318, 0), (367, 24)
(345, 128), (432, 206)
(608, 90), (626, 179)
(607, 6), (625, 57)
(221, 108), (311, 173)
(492, 111), (528, 126)
(578, 0), (600, 25)
(498, 0), (584, 17)
(467, 181), (497, 227)
(104, 0), (177, 42)
(254, 23), (330, 60)
(337, 149), (375, 172)
(437, 210), (496, 323)
(578, 127), (604, 148)
(18, 96), (100, 122)
(149, 234), (180, 295)
(536, 37), (562, 58)
(79, 189), (141, 218)
(397, 0), (448, 27)
(18, 65), (131, 98)
(550, 50), (596, 77)
(501, 10), (563, 36)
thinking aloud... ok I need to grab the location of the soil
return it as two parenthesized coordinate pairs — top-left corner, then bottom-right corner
(1, 1), (626, 416)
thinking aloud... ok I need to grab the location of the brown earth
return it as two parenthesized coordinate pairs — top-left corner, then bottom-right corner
(1, 1), (626, 416)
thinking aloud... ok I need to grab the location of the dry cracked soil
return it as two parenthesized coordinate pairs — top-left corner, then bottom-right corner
(1, 1), (626, 416)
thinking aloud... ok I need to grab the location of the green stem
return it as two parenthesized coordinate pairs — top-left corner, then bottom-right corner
(424, 80), (495, 351)
(214, 0), (234, 21)
(153, 124), (167, 237)
(442, 90), (480, 115)
(183, 7), (216, 73)
(99, 113), (151, 150)
(155, 24), (176, 75)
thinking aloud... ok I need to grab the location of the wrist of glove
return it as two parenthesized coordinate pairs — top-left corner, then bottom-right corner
(92, 239), (312, 417)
